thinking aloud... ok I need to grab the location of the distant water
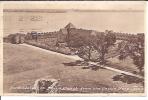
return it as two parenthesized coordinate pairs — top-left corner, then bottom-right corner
(3, 11), (145, 36)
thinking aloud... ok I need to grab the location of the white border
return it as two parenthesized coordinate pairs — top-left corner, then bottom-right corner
(0, 1), (147, 97)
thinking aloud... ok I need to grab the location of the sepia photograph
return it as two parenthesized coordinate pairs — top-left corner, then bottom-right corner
(0, 1), (146, 96)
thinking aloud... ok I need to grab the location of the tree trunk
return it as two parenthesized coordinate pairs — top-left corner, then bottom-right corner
(88, 47), (91, 61)
(100, 52), (105, 65)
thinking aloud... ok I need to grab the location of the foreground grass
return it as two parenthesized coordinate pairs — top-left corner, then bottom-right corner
(3, 43), (144, 93)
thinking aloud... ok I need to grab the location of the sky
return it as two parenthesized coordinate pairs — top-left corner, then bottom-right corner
(3, 1), (145, 11)
(3, 1), (146, 36)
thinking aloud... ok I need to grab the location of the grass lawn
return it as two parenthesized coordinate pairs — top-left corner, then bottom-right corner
(3, 43), (144, 93)
(107, 56), (139, 74)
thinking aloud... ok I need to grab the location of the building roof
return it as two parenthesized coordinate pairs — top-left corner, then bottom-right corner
(64, 22), (76, 29)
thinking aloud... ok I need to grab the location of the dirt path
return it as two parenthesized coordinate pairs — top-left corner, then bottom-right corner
(22, 43), (144, 79)
(21, 43), (82, 60)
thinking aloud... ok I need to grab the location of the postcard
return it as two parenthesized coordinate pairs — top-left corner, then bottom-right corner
(0, 1), (146, 96)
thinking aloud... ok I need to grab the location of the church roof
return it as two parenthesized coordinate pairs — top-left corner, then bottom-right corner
(64, 22), (76, 29)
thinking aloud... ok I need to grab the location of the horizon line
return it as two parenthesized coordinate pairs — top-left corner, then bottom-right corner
(3, 9), (144, 13)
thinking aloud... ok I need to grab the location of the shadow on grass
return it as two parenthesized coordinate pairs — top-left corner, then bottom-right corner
(63, 60), (89, 66)
(112, 73), (144, 85)
(63, 60), (105, 71)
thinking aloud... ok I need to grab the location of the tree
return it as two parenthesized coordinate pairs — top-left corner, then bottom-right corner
(77, 31), (116, 64)
(105, 31), (116, 46)
(77, 35), (95, 61)
(132, 34), (144, 74)
(118, 33), (144, 74)
(92, 31), (116, 64)
(66, 29), (116, 64)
